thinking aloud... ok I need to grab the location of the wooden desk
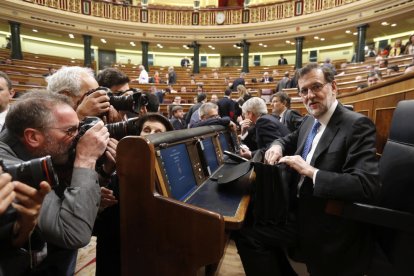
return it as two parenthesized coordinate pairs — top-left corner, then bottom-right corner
(117, 125), (250, 275)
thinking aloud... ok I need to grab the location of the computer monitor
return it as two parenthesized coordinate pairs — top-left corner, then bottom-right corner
(159, 143), (197, 201)
(200, 137), (219, 175)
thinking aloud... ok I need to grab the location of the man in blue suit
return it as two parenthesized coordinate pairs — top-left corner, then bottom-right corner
(236, 63), (380, 276)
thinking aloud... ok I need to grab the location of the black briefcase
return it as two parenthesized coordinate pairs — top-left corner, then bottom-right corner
(252, 151), (292, 226)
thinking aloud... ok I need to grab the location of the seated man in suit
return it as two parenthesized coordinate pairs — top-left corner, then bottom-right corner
(170, 105), (187, 130)
(236, 62), (380, 276)
(276, 71), (291, 92)
(260, 72), (274, 83)
(238, 97), (289, 159)
(191, 102), (236, 131)
(271, 92), (303, 132)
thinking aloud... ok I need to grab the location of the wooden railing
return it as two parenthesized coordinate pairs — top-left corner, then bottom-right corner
(23, 0), (358, 25)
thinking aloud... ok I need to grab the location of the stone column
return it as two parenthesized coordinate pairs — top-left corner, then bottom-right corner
(141, 41), (149, 71)
(83, 35), (92, 67)
(9, 21), (23, 60)
(295, 36), (304, 69)
(356, 24), (369, 63)
(192, 41), (200, 74)
(241, 40), (250, 73)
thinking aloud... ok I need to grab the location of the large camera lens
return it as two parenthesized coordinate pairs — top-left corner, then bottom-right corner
(1, 156), (59, 189)
(108, 89), (147, 113)
(106, 117), (140, 140)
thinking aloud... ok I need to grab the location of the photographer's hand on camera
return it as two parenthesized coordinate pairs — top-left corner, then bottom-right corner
(0, 172), (15, 214)
(74, 121), (110, 169)
(102, 138), (118, 176)
(77, 90), (110, 120)
(11, 180), (51, 247)
(103, 105), (123, 124)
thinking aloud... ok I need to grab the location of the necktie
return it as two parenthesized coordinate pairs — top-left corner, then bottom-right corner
(301, 121), (321, 160)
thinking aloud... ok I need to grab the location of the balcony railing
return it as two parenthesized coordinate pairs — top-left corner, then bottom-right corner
(23, 0), (357, 25)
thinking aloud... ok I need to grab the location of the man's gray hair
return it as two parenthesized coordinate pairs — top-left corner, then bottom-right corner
(242, 97), (268, 116)
(198, 102), (218, 118)
(46, 66), (94, 97)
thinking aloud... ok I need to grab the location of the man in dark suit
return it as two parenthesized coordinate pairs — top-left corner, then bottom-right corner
(271, 92), (303, 132)
(170, 105), (187, 130)
(239, 97), (290, 159)
(236, 63), (380, 275)
(217, 88), (235, 119)
(230, 72), (246, 91)
(259, 72), (274, 83)
(278, 54), (288, 65)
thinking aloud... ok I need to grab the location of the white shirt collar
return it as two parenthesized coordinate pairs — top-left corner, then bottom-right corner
(316, 99), (338, 127)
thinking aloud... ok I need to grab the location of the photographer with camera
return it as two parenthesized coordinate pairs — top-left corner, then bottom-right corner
(47, 66), (123, 123)
(96, 68), (130, 95)
(0, 91), (110, 275)
(0, 171), (51, 275)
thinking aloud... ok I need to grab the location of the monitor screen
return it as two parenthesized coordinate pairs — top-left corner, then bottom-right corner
(201, 137), (219, 175)
(160, 144), (197, 201)
(219, 133), (230, 153)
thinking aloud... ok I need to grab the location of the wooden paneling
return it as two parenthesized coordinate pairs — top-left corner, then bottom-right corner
(374, 107), (396, 154)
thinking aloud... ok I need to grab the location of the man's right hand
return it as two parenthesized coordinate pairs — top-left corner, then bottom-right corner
(77, 90), (110, 120)
(74, 121), (110, 169)
(0, 172), (15, 214)
(264, 145), (283, 165)
(239, 119), (252, 135)
(239, 147), (252, 160)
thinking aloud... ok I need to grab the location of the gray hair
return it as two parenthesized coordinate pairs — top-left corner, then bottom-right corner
(6, 90), (72, 137)
(198, 102), (218, 118)
(242, 97), (268, 116)
(46, 66), (95, 97)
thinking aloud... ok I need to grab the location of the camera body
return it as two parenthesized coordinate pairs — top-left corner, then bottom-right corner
(86, 87), (147, 114)
(108, 88), (148, 114)
(0, 156), (59, 190)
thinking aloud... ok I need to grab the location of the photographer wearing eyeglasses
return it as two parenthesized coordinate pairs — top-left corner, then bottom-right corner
(0, 91), (109, 275)
(236, 63), (380, 276)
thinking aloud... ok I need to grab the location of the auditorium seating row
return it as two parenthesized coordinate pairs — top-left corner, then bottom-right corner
(0, 48), (86, 68)
(3, 54), (412, 102)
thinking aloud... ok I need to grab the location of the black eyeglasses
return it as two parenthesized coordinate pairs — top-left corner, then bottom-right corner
(41, 125), (79, 137)
(298, 82), (329, 97)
